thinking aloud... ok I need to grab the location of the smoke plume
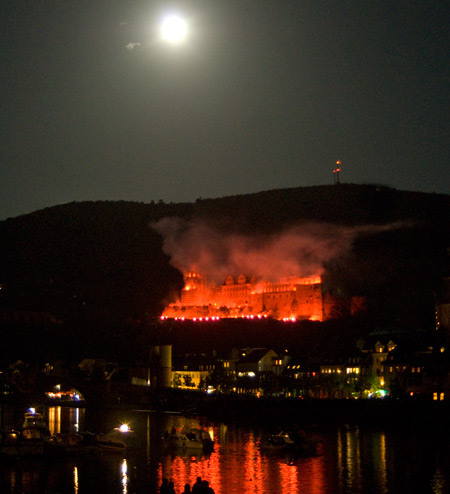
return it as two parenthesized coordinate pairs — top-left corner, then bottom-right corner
(152, 217), (406, 284)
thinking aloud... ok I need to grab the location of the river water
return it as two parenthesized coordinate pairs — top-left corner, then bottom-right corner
(1, 406), (449, 493)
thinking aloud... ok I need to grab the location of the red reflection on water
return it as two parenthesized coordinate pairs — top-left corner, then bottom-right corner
(157, 430), (329, 494)
(303, 457), (327, 494)
(243, 433), (263, 493)
(279, 461), (299, 494)
(158, 443), (223, 494)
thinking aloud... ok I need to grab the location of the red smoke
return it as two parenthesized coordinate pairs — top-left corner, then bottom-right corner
(151, 218), (398, 283)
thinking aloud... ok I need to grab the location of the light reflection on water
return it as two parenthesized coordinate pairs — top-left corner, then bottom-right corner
(0, 406), (449, 494)
(121, 458), (128, 494)
(74, 466), (79, 494)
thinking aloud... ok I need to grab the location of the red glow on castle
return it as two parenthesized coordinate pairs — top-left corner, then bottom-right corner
(161, 272), (362, 321)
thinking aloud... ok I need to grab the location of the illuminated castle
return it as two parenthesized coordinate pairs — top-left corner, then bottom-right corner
(162, 272), (361, 321)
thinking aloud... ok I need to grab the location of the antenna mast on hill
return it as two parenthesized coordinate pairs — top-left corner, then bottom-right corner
(333, 161), (341, 185)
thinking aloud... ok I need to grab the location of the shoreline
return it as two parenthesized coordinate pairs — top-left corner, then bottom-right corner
(3, 392), (449, 431)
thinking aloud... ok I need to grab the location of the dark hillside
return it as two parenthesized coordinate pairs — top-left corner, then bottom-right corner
(0, 185), (449, 364)
(0, 201), (185, 323)
(191, 184), (450, 231)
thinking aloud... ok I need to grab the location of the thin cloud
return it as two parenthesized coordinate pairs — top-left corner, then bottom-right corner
(126, 42), (141, 51)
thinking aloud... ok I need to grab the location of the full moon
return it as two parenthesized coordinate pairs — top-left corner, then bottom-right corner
(160, 14), (187, 43)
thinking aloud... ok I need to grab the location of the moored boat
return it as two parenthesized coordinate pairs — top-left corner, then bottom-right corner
(1, 409), (51, 458)
(189, 427), (215, 451)
(22, 411), (48, 431)
(162, 427), (213, 451)
(259, 432), (296, 452)
(44, 431), (89, 455)
(0, 426), (45, 458)
(96, 424), (135, 453)
(260, 430), (318, 456)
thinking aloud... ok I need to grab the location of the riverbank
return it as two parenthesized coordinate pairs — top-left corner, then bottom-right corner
(98, 389), (450, 432)
(3, 389), (450, 432)
(180, 394), (450, 431)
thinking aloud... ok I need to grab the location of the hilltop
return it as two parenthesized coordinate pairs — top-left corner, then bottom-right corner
(0, 184), (449, 363)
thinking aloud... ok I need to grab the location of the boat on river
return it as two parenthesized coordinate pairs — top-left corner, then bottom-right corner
(22, 411), (48, 432)
(45, 424), (134, 455)
(96, 424), (135, 453)
(45, 431), (99, 455)
(259, 432), (296, 451)
(260, 430), (318, 456)
(0, 428), (46, 458)
(163, 431), (203, 450)
(163, 427), (214, 451)
(0, 411), (47, 459)
(189, 427), (214, 450)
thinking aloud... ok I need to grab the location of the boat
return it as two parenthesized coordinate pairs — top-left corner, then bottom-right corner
(260, 430), (318, 456)
(188, 427), (215, 451)
(163, 431), (203, 450)
(44, 431), (92, 455)
(162, 427), (213, 451)
(259, 432), (296, 452)
(22, 411), (48, 432)
(20, 426), (46, 455)
(0, 420), (46, 459)
(45, 424), (134, 455)
(1, 427), (45, 458)
(1, 429), (20, 458)
(96, 424), (135, 453)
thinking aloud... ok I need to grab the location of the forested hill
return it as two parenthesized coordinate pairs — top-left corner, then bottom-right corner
(1, 184), (450, 332)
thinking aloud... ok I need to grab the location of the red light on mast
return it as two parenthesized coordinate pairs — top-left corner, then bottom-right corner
(334, 161), (341, 185)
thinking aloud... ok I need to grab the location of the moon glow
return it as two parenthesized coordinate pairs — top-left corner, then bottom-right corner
(160, 14), (187, 43)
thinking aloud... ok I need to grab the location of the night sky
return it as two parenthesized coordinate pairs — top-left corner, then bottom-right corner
(1, 1), (449, 220)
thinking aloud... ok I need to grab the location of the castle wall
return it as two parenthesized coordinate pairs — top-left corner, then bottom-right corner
(163, 272), (331, 321)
